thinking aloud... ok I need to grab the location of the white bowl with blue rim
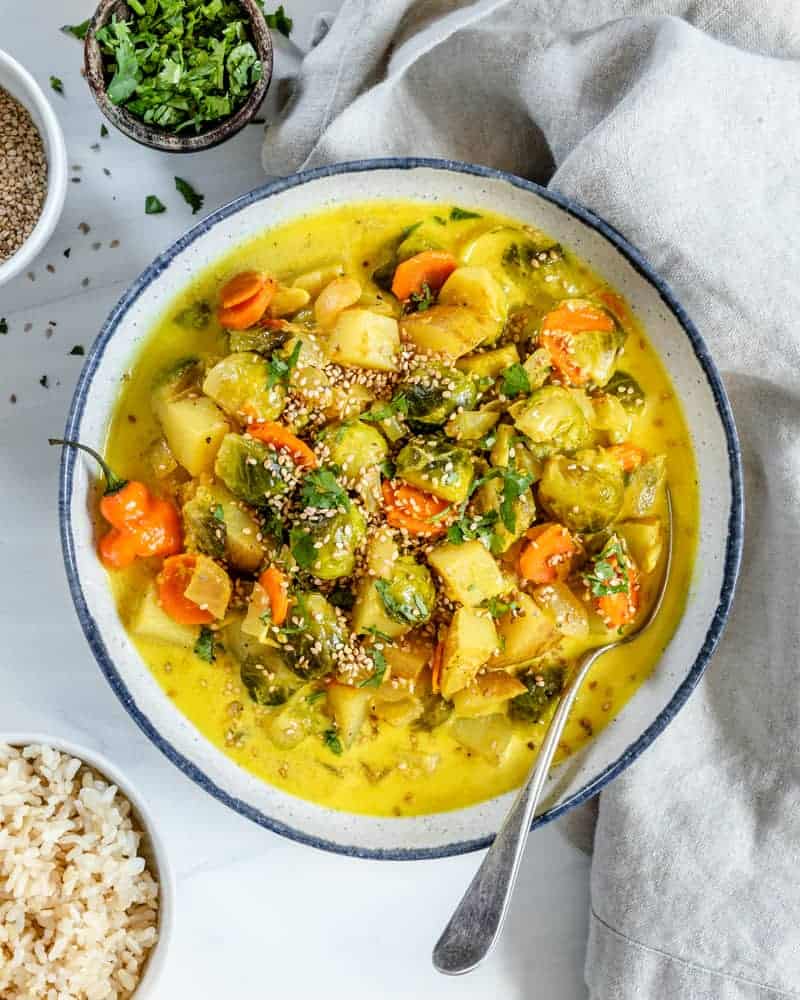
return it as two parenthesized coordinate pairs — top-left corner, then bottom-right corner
(57, 159), (743, 860)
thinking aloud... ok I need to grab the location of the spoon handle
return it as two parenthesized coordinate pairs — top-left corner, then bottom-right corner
(432, 646), (603, 976)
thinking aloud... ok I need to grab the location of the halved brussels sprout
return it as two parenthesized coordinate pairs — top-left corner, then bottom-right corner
(300, 505), (367, 580)
(375, 556), (435, 627)
(509, 385), (592, 456)
(566, 328), (625, 387)
(538, 448), (625, 532)
(182, 483), (266, 573)
(509, 666), (565, 723)
(605, 370), (646, 411)
(317, 420), (388, 477)
(401, 306), (492, 358)
(445, 407), (500, 442)
(203, 352), (286, 423)
(240, 656), (299, 707)
(591, 393), (632, 445)
(229, 326), (289, 355)
(457, 344), (520, 379)
(620, 455), (667, 519)
(398, 362), (478, 429)
(214, 433), (292, 506)
(282, 592), (348, 678)
(395, 436), (474, 503)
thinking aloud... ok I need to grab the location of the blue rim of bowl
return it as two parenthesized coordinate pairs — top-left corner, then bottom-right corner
(58, 157), (744, 861)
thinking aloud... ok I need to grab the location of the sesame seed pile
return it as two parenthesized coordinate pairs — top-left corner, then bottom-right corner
(0, 88), (48, 262)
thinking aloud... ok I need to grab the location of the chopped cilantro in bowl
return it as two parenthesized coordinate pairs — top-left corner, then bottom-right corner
(85, 0), (274, 151)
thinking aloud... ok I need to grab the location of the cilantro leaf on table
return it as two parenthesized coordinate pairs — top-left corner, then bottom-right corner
(50, 76), (64, 95)
(501, 362), (530, 399)
(175, 177), (204, 214)
(263, 5), (293, 37)
(145, 195), (166, 215)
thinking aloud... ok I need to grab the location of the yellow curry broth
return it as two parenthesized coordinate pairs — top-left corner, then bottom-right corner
(106, 200), (698, 817)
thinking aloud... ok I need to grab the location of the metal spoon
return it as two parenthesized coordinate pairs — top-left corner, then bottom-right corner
(433, 494), (673, 976)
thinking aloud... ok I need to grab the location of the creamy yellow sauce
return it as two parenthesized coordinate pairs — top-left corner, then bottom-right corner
(106, 201), (698, 817)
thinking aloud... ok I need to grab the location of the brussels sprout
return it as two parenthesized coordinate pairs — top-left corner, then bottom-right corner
(605, 370), (646, 411)
(566, 328), (625, 387)
(317, 420), (388, 477)
(457, 344), (520, 379)
(282, 592), (349, 678)
(182, 483), (266, 573)
(445, 407), (500, 442)
(182, 486), (227, 561)
(174, 300), (211, 329)
(474, 476), (536, 553)
(203, 352), (286, 423)
(620, 455), (667, 519)
(294, 505), (366, 580)
(375, 556), (435, 626)
(398, 362), (478, 430)
(214, 433), (292, 506)
(591, 393), (632, 445)
(522, 348), (552, 389)
(509, 385), (592, 456)
(395, 436), (474, 503)
(229, 326), (289, 355)
(240, 657), (298, 707)
(509, 666), (565, 723)
(538, 448), (625, 532)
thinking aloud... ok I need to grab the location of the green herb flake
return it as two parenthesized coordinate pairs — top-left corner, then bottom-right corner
(289, 525), (316, 570)
(582, 537), (630, 597)
(50, 76), (64, 95)
(264, 5), (293, 37)
(404, 281), (434, 315)
(485, 596), (519, 619)
(323, 728), (343, 755)
(266, 338), (302, 389)
(175, 177), (204, 214)
(101, 124), (109, 138)
(361, 393), (409, 424)
(212, 503), (225, 523)
(62, 19), (91, 40)
(450, 207), (481, 221)
(69, 345), (85, 356)
(328, 585), (356, 611)
(194, 625), (217, 663)
(306, 690), (327, 704)
(300, 467), (350, 511)
(359, 644), (387, 688)
(145, 194), (166, 215)
(0, 318), (7, 335)
(501, 363), (530, 399)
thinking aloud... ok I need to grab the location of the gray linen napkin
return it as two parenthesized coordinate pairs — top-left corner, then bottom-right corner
(262, 4), (800, 996)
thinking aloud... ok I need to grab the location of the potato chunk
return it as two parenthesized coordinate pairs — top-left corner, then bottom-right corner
(428, 540), (506, 606)
(452, 671), (527, 718)
(327, 682), (372, 748)
(533, 581), (590, 640)
(491, 593), (557, 669)
(326, 309), (400, 370)
(155, 395), (229, 477)
(401, 305), (489, 358)
(452, 714), (512, 764)
(440, 607), (499, 699)
(130, 585), (199, 649)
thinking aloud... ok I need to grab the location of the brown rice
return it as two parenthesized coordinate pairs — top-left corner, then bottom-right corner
(0, 743), (159, 999)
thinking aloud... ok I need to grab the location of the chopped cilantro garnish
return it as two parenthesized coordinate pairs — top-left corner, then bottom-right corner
(300, 467), (350, 511)
(145, 194), (166, 215)
(361, 393), (409, 423)
(501, 362), (530, 399)
(194, 625), (217, 662)
(267, 339), (302, 389)
(62, 19), (90, 40)
(289, 526), (316, 570)
(101, 124), (109, 137)
(263, 5), (293, 37)
(583, 537), (630, 597)
(450, 206), (481, 221)
(485, 596), (519, 618)
(375, 579), (428, 625)
(306, 689), (327, 704)
(175, 177), (204, 214)
(359, 644), (387, 688)
(0, 318), (7, 335)
(50, 76), (64, 95)
(95, 4), (263, 132)
(323, 728), (343, 755)
(212, 503), (225, 523)
(404, 282), (434, 314)
(69, 345), (85, 356)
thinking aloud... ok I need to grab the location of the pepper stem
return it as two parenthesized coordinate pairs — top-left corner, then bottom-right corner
(49, 438), (128, 494)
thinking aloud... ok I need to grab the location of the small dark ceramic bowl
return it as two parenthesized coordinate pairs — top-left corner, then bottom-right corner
(84, 0), (272, 153)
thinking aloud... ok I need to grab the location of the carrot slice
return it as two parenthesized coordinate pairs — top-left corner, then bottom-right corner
(247, 421), (318, 469)
(259, 566), (290, 627)
(607, 443), (647, 472)
(391, 250), (457, 301)
(381, 480), (449, 537)
(518, 523), (577, 584)
(540, 302), (616, 385)
(157, 553), (215, 625)
(596, 563), (640, 628)
(217, 280), (276, 331)
(219, 270), (268, 309)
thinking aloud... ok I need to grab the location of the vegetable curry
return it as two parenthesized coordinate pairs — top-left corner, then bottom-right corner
(100, 201), (698, 817)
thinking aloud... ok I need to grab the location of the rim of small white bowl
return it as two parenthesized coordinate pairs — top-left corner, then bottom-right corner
(0, 50), (68, 287)
(56, 157), (744, 860)
(2, 732), (175, 997)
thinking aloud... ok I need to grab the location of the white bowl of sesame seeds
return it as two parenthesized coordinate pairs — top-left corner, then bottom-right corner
(0, 49), (68, 287)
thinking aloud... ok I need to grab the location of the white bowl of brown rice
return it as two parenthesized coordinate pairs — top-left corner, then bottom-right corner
(0, 736), (174, 999)
(0, 49), (68, 287)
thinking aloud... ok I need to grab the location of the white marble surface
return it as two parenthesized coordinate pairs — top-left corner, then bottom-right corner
(0, 3), (591, 996)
